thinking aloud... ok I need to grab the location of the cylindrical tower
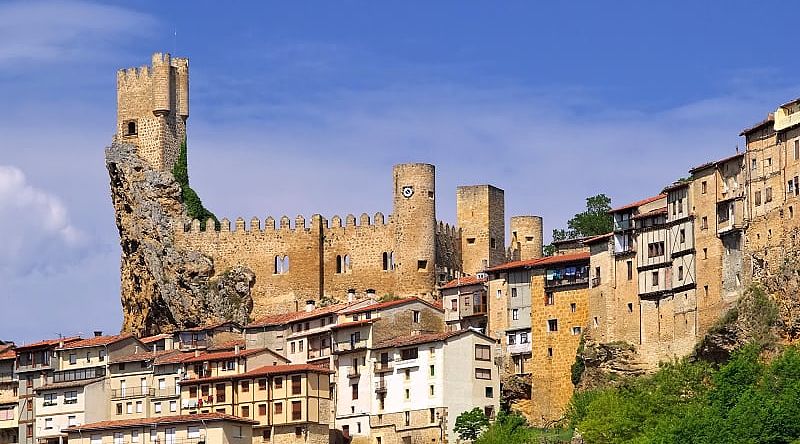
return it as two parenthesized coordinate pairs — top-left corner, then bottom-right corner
(392, 163), (437, 298)
(151, 52), (171, 116)
(174, 57), (189, 119)
(510, 215), (543, 260)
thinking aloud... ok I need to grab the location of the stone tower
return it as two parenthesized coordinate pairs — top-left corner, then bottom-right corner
(115, 52), (189, 172)
(392, 163), (437, 297)
(509, 215), (544, 261)
(457, 185), (505, 275)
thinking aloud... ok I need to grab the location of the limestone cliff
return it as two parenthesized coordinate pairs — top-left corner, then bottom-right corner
(106, 142), (253, 335)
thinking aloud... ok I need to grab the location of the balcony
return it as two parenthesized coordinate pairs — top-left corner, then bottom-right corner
(373, 361), (393, 373)
(52, 367), (105, 383)
(111, 387), (155, 400)
(347, 368), (360, 379)
(591, 277), (601, 287)
(0, 373), (15, 384)
(333, 340), (367, 353)
(152, 386), (180, 398)
(545, 276), (589, 289)
(374, 380), (387, 394)
(307, 348), (331, 361)
(508, 342), (532, 355)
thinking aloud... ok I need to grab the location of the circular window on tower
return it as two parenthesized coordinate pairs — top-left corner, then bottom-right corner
(401, 186), (414, 198)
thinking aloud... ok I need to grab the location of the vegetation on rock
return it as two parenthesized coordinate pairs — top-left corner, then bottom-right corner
(454, 408), (490, 441)
(173, 140), (218, 230)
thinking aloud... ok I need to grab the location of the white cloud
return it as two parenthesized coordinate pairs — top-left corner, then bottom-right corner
(0, 165), (87, 275)
(0, 0), (156, 66)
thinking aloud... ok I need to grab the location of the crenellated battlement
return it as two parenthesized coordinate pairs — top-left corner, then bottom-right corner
(183, 211), (392, 235)
(436, 220), (460, 239)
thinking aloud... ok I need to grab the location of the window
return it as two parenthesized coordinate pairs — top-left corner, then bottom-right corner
(417, 260), (428, 271)
(652, 271), (659, 286)
(701, 181), (707, 194)
(44, 392), (57, 406)
(113, 432), (123, 444)
(490, 237), (497, 248)
(701, 216), (708, 229)
(766, 187), (773, 203)
(593, 317), (599, 327)
(116, 403), (122, 415)
(258, 379), (267, 391)
(647, 242), (665, 258)
(412, 310), (421, 323)
(766, 157), (772, 167)
(572, 326), (582, 335)
(520, 332), (528, 343)
(594, 266), (601, 284)
(512, 309), (519, 320)
(291, 375), (302, 395)
(680, 228), (686, 243)
(547, 319), (558, 332)
(795, 140), (799, 160)
(404, 388), (410, 399)
(187, 426), (200, 439)
(136, 401), (143, 413)
(224, 360), (235, 371)
(507, 333), (516, 345)
(627, 261), (633, 280)
(275, 377), (283, 389)
(628, 302), (634, 313)
(467, 237), (476, 244)
(69, 353), (76, 365)
(169, 400), (176, 412)
(430, 408), (436, 423)
(485, 386), (494, 398)
(189, 386), (198, 398)
(351, 384), (359, 400)
(429, 385), (435, 396)
(790, 180), (795, 195)
(545, 292), (554, 305)
(510, 287), (518, 298)
(274, 255), (290, 274)
(215, 383), (226, 402)
(678, 266), (684, 281)
(126, 120), (137, 135)
(450, 299), (458, 311)
(274, 402), (283, 414)
(126, 402), (133, 414)
(755, 191), (762, 206)
(463, 295), (470, 306)
(703, 248), (708, 259)
(548, 347), (554, 357)
(570, 302), (576, 313)
(400, 347), (418, 360)
(752, 159), (757, 170)
(44, 417), (53, 429)
(241, 405), (250, 417)
(430, 365), (435, 376)
(475, 345), (491, 361)
(404, 369), (411, 380)
(475, 368), (491, 380)
(291, 342), (296, 354)
(26, 425), (32, 438)
(404, 411), (411, 426)
(259, 404), (267, 416)
(131, 431), (139, 443)
(154, 402), (161, 413)
(99, 349), (106, 361)
(262, 429), (271, 442)
(291, 401), (302, 421)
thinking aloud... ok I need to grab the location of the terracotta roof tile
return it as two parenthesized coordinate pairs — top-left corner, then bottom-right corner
(610, 194), (666, 213)
(207, 339), (246, 351)
(179, 364), (333, 385)
(58, 334), (135, 350)
(64, 413), (257, 433)
(0, 346), (15, 360)
(329, 319), (376, 330)
(111, 350), (182, 365)
(689, 152), (745, 174)
(15, 337), (81, 351)
(36, 376), (105, 392)
(139, 334), (170, 344)
(632, 206), (667, 220)
(181, 347), (267, 364)
(739, 114), (774, 136)
(341, 297), (443, 315)
(486, 252), (590, 272)
(246, 300), (365, 328)
(177, 321), (242, 333)
(584, 233), (613, 244)
(440, 275), (487, 289)
(373, 330), (469, 349)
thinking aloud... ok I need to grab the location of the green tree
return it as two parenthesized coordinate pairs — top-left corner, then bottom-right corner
(454, 408), (490, 441)
(545, 194), (613, 255)
(173, 139), (219, 230)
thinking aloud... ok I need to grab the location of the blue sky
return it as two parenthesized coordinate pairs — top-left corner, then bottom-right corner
(1, 0), (799, 343)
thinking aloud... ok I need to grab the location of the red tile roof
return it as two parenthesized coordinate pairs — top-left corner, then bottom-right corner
(178, 321), (241, 333)
(64, 413), (258, 433)
(689, 152), (745, 174)
(15, 337), (81, 351)
(486, 252), (590, 273)
(246, 300), (363, 329)
(207, 339), (246, 351)
(610, 194), (666, 213)
(111, 350), (184, 365)
(373, 328), (492, 349)
(329, 319), (376, 330)
(139, 334), (171, 344)
(179, 364), (333, 385)
(341, 297), (443, 315)
(181, 347), (268, 364)
(58, 334), (135, 350)
(0, 346), (15, 360)
(739, 114), (774, 136)
(440, 275), (487, 289)
(632, 206), (668, 220)
(584, 233), (613, 244)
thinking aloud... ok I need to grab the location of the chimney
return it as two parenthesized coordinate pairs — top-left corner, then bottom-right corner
(347, 289), (356, 302)
(234, 345), (240, 355)
(366, 289), (376, 299)
(194, 349), (200, 357)
(305, 300), (316, 312)
(93, 331), (103, 337)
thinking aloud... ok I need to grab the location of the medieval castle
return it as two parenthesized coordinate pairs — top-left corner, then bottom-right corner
(113, 53), (544, 320)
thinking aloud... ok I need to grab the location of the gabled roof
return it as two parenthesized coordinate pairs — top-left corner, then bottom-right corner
(139, 334), (170, 344)
(584, 233), (613, 245)
(64, 413), (258, 433)
(740, 114), (774, 136)
(373, 328), (493, 350)
(0, 345), (15, 360)
(689, 152), (745, 174)
(58, 334), (137, 350)
(329, 319), (376, 330)
(440, 275), (487, 290)
(246, 300), (366, 329)
(179, 364), (333, 385)
(610, 194), (666, 213)
(340, 297), (443, 315)
(111, 350), (184, 365)
(632, 206), (668, 220)
(15, 337), (81, 352)
(180, 347), (268, 364)
(486, 252), (590, 273)
(177, 321), (242, 333)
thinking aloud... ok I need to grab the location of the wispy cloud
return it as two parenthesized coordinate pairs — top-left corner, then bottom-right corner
(0, 0), (156, 66)
(0, 165), (87, 276)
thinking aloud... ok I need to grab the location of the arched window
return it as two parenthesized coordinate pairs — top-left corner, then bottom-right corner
(282, 256), (290, 273)
(382, 252), (389, 271)
(125, 120), (137, 136)
(344, 255), (351, 272)
(336, 255), (343, 274)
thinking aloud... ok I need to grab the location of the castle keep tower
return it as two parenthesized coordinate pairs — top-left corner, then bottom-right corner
(116, 52), (189, 171)
(457, 185), (505, 275)
(509, 215), (544, 261)
(393, 163), (437, 297)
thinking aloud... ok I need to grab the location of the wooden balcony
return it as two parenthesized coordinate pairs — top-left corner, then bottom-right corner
(374, 380), (387, 394)
(373, 361), (393, 373)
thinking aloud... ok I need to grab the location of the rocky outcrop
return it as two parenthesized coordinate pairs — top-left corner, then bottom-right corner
(107, 143), (253, 335)
(574, 339), (649, 391)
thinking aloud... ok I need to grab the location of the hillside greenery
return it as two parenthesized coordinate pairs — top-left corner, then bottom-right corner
(173, 139), (218, 230)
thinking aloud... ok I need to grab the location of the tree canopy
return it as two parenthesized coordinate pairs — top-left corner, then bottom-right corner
(454, 408), (490, 441)
(545, 194), (613, 255)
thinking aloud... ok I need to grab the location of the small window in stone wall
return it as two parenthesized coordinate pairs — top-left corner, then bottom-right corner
(124, 120), (138, 136)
